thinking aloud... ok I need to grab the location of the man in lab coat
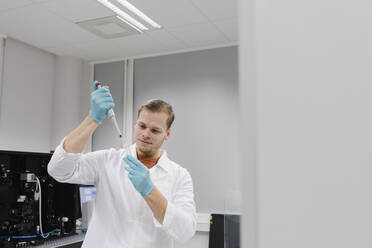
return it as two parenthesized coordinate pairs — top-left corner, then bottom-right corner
(48, 82), (196, 247)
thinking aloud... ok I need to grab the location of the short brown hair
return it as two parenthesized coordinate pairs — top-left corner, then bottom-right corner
(137, 99), (175, 129)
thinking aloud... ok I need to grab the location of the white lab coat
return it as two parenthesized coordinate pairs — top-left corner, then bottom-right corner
(47, 138), (197, 248)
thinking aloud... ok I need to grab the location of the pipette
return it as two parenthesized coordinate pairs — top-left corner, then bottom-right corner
(95, 81), (128, 149)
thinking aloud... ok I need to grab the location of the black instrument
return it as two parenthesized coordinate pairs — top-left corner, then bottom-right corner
(0, 150), (81, 248)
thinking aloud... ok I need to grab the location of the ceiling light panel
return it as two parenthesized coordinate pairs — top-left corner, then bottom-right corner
(115, 0), (161, 28)
(77, 15), (142, 39)
(96, 0), (161, 31)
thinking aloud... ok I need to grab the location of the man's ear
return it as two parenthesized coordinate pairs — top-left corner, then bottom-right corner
(165, 128), (171, 141)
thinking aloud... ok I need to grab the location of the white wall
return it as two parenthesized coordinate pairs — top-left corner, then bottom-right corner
(0, 38), (55, 152)
(0, 38), (87, 153)
(50, 56), (85, 150)
(80, 62), (93, 153)
(239, 0), (257, 246)
(240, 0), (372, 247)
(0, 36), (5, 119)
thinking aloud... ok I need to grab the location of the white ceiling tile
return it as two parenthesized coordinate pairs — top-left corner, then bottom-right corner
(0, 4), (101, 48)
(0, 0), (32, 12)
(70, 34), (163, 61)
(40, 0), (114, 22)
(145, 29), (188, 50)
(0, 0), (236, 61)
(128, 0), (208, 28)
(43, 44), (90, 59)
(190, 0), (237, 21)
(213, 18), (238, 42)
(30, 0), (58, 2)
(167, 22), (229, 47)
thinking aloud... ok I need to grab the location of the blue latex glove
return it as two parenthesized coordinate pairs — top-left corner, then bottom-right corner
(89, 81), (115, 124)
(124, 155), (154, 197)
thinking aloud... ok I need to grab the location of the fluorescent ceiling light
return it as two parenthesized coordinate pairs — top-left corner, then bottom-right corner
(97, 0), (148, 31)
(115, 0), (161, 28)
(116, 16), (142, 33)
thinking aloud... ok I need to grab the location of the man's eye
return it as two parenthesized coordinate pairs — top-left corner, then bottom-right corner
(152, 129), (160, 134)
(139, 125), (146, 129)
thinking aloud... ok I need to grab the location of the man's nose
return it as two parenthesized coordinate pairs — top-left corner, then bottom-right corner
(142, 129), (151, 139)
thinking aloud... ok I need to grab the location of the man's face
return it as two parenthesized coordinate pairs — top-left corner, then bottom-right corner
(134, 110), (170, 157)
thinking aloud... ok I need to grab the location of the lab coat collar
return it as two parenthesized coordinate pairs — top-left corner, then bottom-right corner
(129, 143), (171, 173)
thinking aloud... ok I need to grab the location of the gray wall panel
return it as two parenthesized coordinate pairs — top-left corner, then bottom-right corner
(93, 61), (125, 151)
(133, 46), (240, 213)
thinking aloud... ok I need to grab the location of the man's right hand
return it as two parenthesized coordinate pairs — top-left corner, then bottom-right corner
(89, 81), (115, 124)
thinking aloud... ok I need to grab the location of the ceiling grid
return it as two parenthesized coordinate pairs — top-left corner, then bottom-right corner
(0, 0), (237, 61)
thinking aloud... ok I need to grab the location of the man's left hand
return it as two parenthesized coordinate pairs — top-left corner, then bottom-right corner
(124, 155), (154, 197)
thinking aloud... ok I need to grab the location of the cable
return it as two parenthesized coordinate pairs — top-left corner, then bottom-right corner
(10, 229), (85, 239)
(1, 174), (88, 241)
(0, 176), (53, 241)
(11, 235), (37, 239)
(0, 230), (57, 239)
(35, 176), (49, 239)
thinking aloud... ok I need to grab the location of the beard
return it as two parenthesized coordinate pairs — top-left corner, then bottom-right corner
(137, 142), (160, 157)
